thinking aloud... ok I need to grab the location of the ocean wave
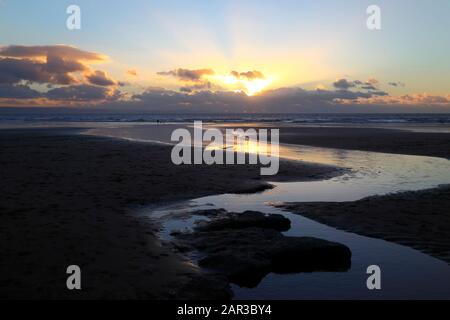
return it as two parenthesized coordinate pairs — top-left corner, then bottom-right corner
(1, 113), (450, 124)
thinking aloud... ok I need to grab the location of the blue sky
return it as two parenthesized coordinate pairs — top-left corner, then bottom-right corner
(0, 0), (449, 110)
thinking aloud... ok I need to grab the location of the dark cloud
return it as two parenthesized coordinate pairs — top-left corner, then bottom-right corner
(255, 87), (379, 108)
(370, 90), (389, 96)
(0, 58), (79, 85)
(179, 87), (193, 93)
(334, 78), (383, 92)
(45, 54), (87, 74)
(360, 79), (380, 91)
(129, 88), (248, 112)
(0, 84), (42, 99)
(157, 67), (265, 84)
(126, 86), (389, 113)
(86, 70), (116, 86)
(0, 45), (124, 104)
(231, 70), (265, 80)
(157, 68), (215, 82)
(0, 45), (119, 87)
(46, 85), (120, 102)
(389, 81), (405, 87)
(333, 78), (356, 90)
(180, 81), (213, 93)
(361, 84), (377, 90)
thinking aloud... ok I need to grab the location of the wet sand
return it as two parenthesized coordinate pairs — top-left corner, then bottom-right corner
(274, 126), (450, 159)
(0, 128), (341, 299)
(1, 125), (450, 299)
(276, 185), (450, 264)
(269, 126), (450, 265)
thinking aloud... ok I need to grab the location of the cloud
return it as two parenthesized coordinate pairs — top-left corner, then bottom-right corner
(230, 70), (265, 80)
(0, 45), (119, 87)
(333, 78), (356, 90)
(399, 93), (450, 104)
(126, 69), (138, 76)
(333, 78), (384, 92)
(0, 51), (447, 112)
(361, 84), (377, 90)
(0, 84), (42, 99)
(86, 70), (116, 86)
(157, 68), (215, 82)
(0, 84), (122, 107)
(0, 45), (105, 62)
(0, 57), (79, 85)
(125, 86), (394, 113)
(0, 45), (125, 105)
(371, 90), (389, 96)
(45, 54), (87, 74)
(180, 81), (213, 93)
(337, 93), (450, 107)
(46, 84), (121, 102)
(366, 78), (379, 85)
(3, 79), (448, 111)
(156, 67), (269, 95)
(388, 81), (406, 87)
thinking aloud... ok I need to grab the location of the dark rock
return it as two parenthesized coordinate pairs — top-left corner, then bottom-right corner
(195, 211), (291, 232)
(175, 212), (352, 288)
(271, 236), (352, 273)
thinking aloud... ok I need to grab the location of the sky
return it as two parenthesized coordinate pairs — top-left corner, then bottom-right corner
(1, 0), (450, 112)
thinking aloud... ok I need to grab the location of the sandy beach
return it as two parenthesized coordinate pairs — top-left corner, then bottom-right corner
(277, 185), (450, 264)
(1, 124), (450, 299)
(273, 126), (450, 159)
(270, 126), (450, 265)
(0, 127), (341, 299)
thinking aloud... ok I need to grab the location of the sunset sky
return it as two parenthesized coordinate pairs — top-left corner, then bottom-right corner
(1, 0), (450, 112)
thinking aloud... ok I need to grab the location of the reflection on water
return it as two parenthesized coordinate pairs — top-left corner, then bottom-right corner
(150, 145), (450, 299)
(269, 144), (450, 202)
(91, 123), (450, 299)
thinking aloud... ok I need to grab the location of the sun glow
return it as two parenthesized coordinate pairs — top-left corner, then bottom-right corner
(242, 78), (273, 96)
(211, 74), (274, 96)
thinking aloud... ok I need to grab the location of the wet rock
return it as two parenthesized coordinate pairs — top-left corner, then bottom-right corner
(174, 211), (352, 288)
(195, 211), (291, 232)
(189, 208), (228, 218)
(270, 236), (352, 273)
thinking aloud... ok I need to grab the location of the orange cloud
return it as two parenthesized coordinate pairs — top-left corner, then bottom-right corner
(0, 45), (124, 106)
(336, 93), (450, 106)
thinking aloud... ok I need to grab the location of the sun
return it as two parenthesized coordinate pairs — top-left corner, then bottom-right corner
(242, 78), (273, 96)
(211, 74), (274, 96)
